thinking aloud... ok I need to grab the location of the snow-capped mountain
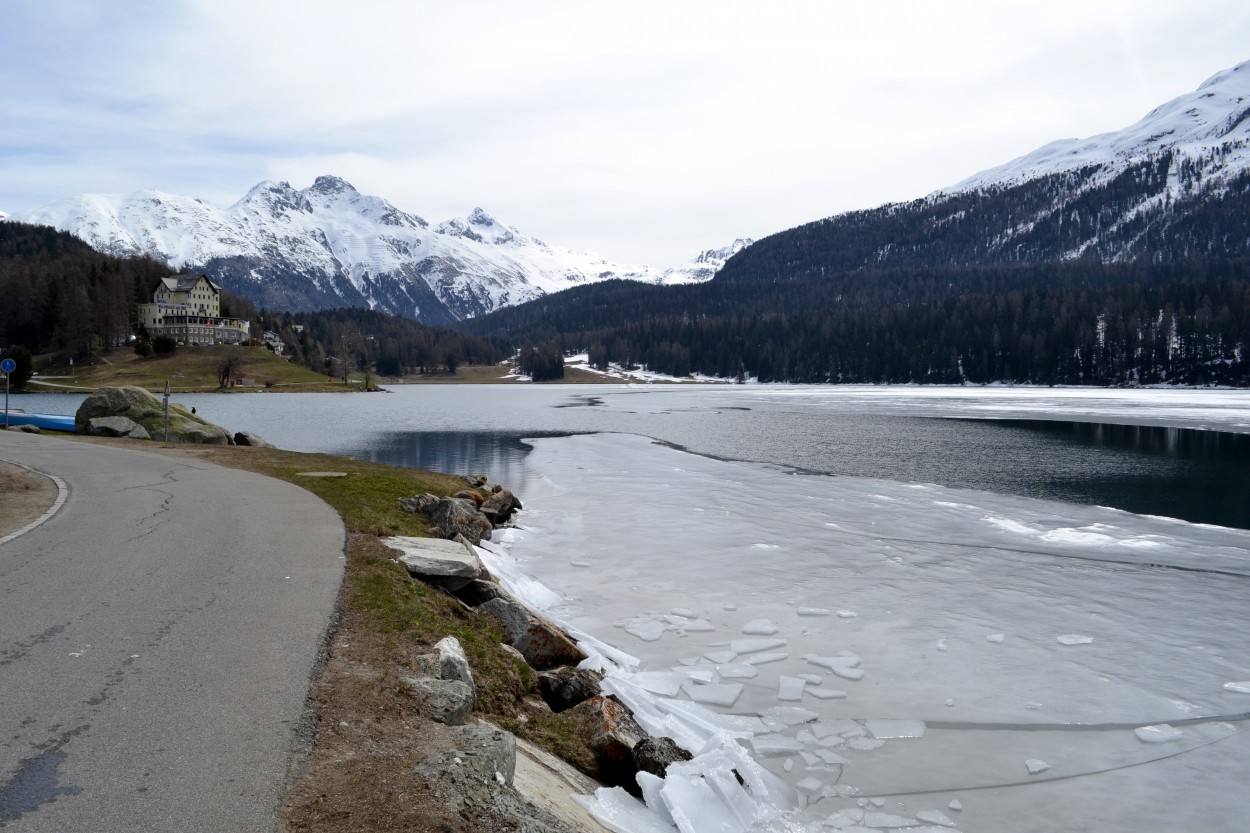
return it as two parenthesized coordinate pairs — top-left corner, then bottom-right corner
(5, 177), (745, 324)
(948, 61), (1250, 193)
(719, 59), (1250, 283)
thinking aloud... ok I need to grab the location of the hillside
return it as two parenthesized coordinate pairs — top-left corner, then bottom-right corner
(464, 60), (1250, 387)
(717, 61), (1250, 284)
(0, 222), (503, 382)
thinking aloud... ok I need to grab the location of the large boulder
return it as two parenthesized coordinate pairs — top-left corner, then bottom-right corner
(75, 386), (232, 444)
(479, 597), (588, 671)
(632, 735), (693, 779)
(402, 676), (474, 725)
(433, 635), (477, 700)
(382, 536), (486, 591)
(537, 666), (603, 713)
(479, 488), (523, 526)
(567, 696), (647, 788)
(232, 431), (274, 448)
(431, 497), (494, 545)
(87, 416), (151, 439)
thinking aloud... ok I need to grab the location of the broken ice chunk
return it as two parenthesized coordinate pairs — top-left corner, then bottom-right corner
(722, 602), (738, 611)
(837, 610), (858, 618)
(797, 607), (831, 616)
(761, 706), (820, 727)
(798, 673), (823, 685)
(796, 776), (824, 794)
(635, 772), (677, 827)
(575, 786), (674, 833)
(778, 676), (806, 701)
(864, 812), (917, 828)
(847, 737), (885, 750)
(730, 637), (787, 654)
(824, 811), (864, 829)
(748, 734), (806, 757)
(1135, 724), (1184, 743)
(1025, 759), (1050, 775)
(807, 688), (848, 700)
(671, 607), (699, 618)
(674, 618), (715, 633)
(1223, 681), (1250, 694)
(783, 758), (794, 772)
(916, 809), (957, 827)
(623, 621), (668, 642)
(742, 618), (780, 635)
(1057, 634), (1094, 645)
(745, 651), (789, 665)
(633, 672), (685, 697)
(682, 682), (743, 707)
(658, 771), (744, 833)
(948, 799), (963, 811)
(807, 655), (860, 671)
(986, 634), (1005, 644)
(814, 749), (850, 765)
(716, 662), (759, 679)
(866, 719), (926, 739)
(831, 666), (865, 681)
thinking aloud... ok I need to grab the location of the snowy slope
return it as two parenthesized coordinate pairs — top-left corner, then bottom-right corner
(5, 176), (743, 323)
(948, 60), (1250, 195)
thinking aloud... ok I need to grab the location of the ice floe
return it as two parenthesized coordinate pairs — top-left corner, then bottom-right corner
(1134, 724), (1184, 743)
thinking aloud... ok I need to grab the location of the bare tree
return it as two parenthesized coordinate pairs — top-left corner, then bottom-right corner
(216, 351), (241, 389)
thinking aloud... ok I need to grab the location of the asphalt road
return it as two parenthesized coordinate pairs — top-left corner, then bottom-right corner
(0, 432), (345, 832)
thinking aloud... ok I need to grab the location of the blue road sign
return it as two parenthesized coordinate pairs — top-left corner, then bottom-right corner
(0, 358), (15, 373)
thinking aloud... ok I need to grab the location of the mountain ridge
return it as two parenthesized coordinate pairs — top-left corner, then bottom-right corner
(715, 58), (1250, 284)
(5, 176), (748, 324)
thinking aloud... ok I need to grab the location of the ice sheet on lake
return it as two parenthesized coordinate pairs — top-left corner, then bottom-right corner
(488, 430), (1250, 832)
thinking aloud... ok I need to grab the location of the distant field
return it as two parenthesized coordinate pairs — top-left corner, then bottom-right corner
(28, 346), (347, 393)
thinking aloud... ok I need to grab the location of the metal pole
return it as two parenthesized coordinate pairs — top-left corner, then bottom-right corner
(163, 380), (170, 442)
(3, 372), (8, 429)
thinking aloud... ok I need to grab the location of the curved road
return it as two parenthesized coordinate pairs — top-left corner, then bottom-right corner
(0, 431), (345, 832)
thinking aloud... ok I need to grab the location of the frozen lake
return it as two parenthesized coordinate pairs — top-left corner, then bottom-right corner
(16, 384), (1250, 831)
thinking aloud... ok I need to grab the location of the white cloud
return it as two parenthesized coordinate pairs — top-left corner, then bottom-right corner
(2, 0), (1248, 264)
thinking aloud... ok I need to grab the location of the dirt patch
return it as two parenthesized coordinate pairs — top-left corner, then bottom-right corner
(0, 460), (59, 538)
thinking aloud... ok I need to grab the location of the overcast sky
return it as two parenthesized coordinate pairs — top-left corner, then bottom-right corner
(2, 1), (1248, 264)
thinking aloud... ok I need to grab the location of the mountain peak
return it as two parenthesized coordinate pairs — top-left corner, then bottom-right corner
(309, 175), (357, 195)
(1197, 59), (1249, 92)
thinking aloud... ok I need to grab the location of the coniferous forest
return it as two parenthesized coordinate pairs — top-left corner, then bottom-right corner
(462, 258), (1250, 386)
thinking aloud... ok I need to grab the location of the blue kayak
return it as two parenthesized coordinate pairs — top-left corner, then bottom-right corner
(2, 411), (76, 432)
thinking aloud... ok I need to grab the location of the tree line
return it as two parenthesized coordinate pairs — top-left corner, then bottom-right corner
(0, 221), (502, 383)
(461, 258), (1250, 386)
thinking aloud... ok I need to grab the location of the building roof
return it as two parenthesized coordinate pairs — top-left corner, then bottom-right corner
(154, 275), (222, 294)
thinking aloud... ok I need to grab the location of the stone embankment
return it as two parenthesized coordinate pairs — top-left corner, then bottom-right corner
(387, 475), (694, 828)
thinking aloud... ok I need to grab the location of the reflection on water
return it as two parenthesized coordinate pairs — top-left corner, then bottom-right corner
(343, 430), (573, 492)
(998, 420), (1250, 527)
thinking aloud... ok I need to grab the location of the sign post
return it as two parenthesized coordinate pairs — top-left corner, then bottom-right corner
(162, 380), (170, 442)
(1, 357), (14, 429)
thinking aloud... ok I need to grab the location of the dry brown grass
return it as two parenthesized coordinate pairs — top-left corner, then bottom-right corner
(0, 460), (58, 537)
